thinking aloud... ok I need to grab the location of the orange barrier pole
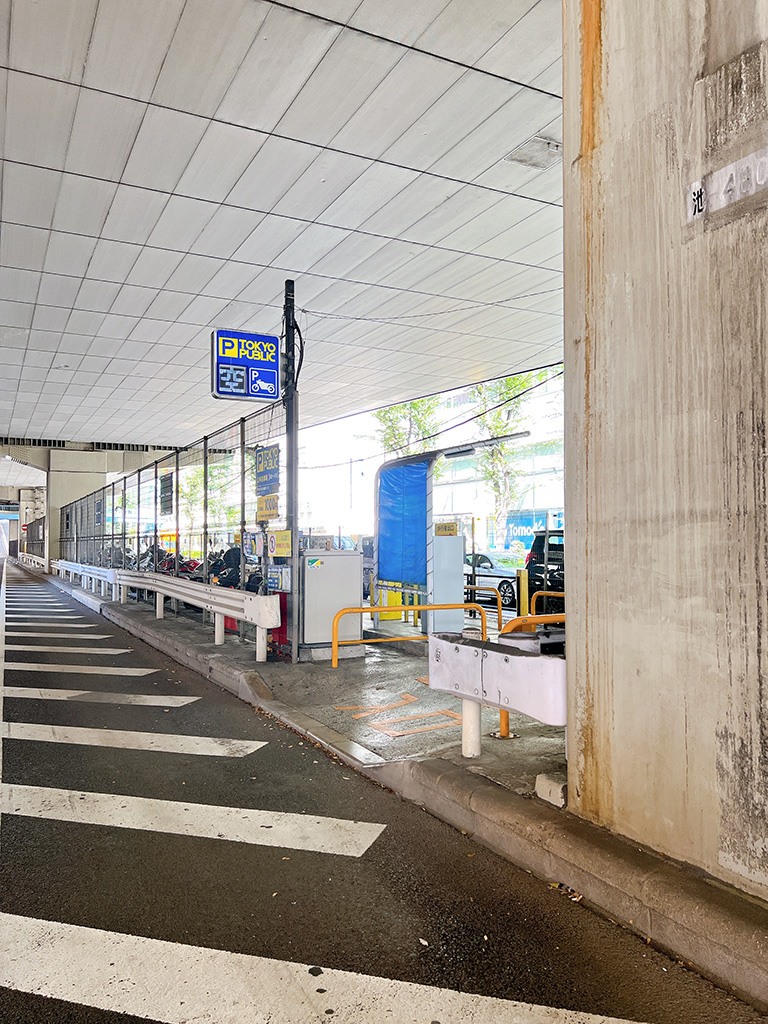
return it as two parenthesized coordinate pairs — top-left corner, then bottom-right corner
(463, 585), (503, 631)
(499, 613), (565, 635)
(332, 603), (488, 668)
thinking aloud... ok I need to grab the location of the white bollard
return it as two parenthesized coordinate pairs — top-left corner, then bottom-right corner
(462, 699), (482, 758)
(256, 626), (267, 662)
(214, 612), (225, 645)
(155, 591), (164, 619)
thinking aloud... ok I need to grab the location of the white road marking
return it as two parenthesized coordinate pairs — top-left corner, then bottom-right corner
(5, 615), (86, 620)
(7, 663), (156, 675)
(5, 645), (132, 654)
(6, 632), (115, 638)
(4, 786), (391, 860)
(2, 688), (200, 706)
(2, 784), (386, 856)
(1, 723), (265, 756)
(0, 913), (642, 1024)
(5, 623), (103, 629)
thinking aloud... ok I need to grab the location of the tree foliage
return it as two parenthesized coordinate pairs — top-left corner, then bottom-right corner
(371, 396), (440, 457)
(470, 371), (562, 541)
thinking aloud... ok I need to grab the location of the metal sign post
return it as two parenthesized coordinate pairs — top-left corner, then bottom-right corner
(284, 280), (300, 664)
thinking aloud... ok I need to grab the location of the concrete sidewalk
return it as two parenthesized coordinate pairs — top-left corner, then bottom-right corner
(30, 566), (768, 1010)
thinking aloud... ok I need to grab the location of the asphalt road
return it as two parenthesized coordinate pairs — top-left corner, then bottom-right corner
(0, 560), (764, 1023)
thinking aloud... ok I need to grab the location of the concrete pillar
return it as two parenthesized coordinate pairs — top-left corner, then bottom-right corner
(564, 0), (768, 903)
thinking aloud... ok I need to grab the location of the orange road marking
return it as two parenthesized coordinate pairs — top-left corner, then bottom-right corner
(368, 710), (462, 738)
(333, 693), (418, 719)
(415, 676), (429, 685)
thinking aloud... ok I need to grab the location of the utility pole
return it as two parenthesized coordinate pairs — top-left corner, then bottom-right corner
(284, 280), (299, 664)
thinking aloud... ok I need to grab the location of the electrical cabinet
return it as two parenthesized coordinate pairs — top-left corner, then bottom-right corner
(301, 550), (363, 645)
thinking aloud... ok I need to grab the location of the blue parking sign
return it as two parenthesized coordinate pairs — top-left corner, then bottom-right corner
(211, 329), (281, 401)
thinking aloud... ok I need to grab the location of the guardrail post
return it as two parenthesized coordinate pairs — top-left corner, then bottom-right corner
(256, 626), (267, 662)
(112, 582), (118, 602)
(155, 592), (164, 619)
(462, 699), (482, 758)
(214, 612), (225, 645)
(120, 585), (128, 604)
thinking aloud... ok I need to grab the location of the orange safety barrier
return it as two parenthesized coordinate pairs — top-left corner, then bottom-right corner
(332, 603), (488, 668)
(463, 585), (503, 631)
(499, 613), (565, 635)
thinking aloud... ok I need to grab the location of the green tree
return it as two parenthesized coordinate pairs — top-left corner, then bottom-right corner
(470, 372), (562, 544)
(371, 396), (440, 457)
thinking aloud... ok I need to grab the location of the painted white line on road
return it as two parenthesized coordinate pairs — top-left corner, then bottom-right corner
(6, 632), (115, 638)
(7, 664), (156, 676)
(2, 784), (385, 856)
(0, 913), (642, 1024)
(1, 723), (265, 757)
(5, 624), (103, 629)
(2, 688), (200, 706)
(6, 615), (86, 620)
(5, 645), (132, 654)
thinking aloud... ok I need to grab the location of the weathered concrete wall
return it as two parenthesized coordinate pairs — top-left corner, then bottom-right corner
(564, 1), (768, 900)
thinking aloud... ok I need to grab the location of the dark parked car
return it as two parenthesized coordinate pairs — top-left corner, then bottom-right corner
(463, 551), (518, 608)
(525, 529), (564, 613)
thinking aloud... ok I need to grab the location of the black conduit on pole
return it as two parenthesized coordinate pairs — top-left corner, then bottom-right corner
(284, 280), (299, 664)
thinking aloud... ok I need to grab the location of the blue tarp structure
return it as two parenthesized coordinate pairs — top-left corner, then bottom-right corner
(377, 458), (429, 585)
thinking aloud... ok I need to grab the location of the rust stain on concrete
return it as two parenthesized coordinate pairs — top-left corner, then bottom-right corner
(576, 0), (612, 823)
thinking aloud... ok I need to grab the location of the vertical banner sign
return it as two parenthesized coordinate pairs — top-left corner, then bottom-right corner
(211, 329), (281, 400)
(255, 445), (280, 495)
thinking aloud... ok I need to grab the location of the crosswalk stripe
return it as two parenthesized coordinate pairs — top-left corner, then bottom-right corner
(2, 784), (386, 856)
(6, 615), (86, 620)
(1, 723), (266, 756)
(0, 913), (641, 1023)
(7, 663), (156, 675)
(2, 688), (200, 706)
(5, 624), (103, 629)
(5, 645), (132, 654)
(6, 632), (115, 638)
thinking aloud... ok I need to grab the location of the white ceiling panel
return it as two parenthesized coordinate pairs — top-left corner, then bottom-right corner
(273, 150), (370, 221)
(101, 186), (169, 245)
(176, 123), (266, 204)
(412, 0), (539, 68)
(0, 3), (563, 444)
(122, 107), (208, 193)
(216, 7), (342, 132)
(150, 0), (267, 117)
(476, 0), (562, 85)
(65, 89), (145, 179)
(51, 175), (118, 236)
(349, 0), (451, 45)
(331, 50), (463, 159)
(275, 31), (402, 147)
(2, 164), (62, 230)
(0, 268), (40, 304)
(4, 73), (78, 167)
(82, 0), (185, 100)
(43, 232), (97, 277)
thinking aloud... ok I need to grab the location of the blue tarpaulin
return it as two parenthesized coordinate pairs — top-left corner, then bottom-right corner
(377, 459), (429, 585)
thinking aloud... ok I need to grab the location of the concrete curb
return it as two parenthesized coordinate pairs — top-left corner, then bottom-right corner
(364, 758), (768, 1009)
(20, 562), (768, 1010)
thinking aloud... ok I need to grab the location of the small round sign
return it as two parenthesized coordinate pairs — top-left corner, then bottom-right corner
(268, 533), (276, 555)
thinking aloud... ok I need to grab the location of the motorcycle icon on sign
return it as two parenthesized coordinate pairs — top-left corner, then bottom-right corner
(249, 368), (278, 397)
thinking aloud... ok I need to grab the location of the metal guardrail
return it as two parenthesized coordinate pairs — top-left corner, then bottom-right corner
(332, 602), (488, 668)
(18, 553), (47, 570)
(462, 584), (503, 630)
(50, 560), (280, 658)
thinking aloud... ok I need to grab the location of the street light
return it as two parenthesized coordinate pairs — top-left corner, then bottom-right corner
(439, 431), (531, 459)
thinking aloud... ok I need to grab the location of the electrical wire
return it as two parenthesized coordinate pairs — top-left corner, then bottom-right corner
(294, 320), (305, 385)
(299, 368), (564, 471)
